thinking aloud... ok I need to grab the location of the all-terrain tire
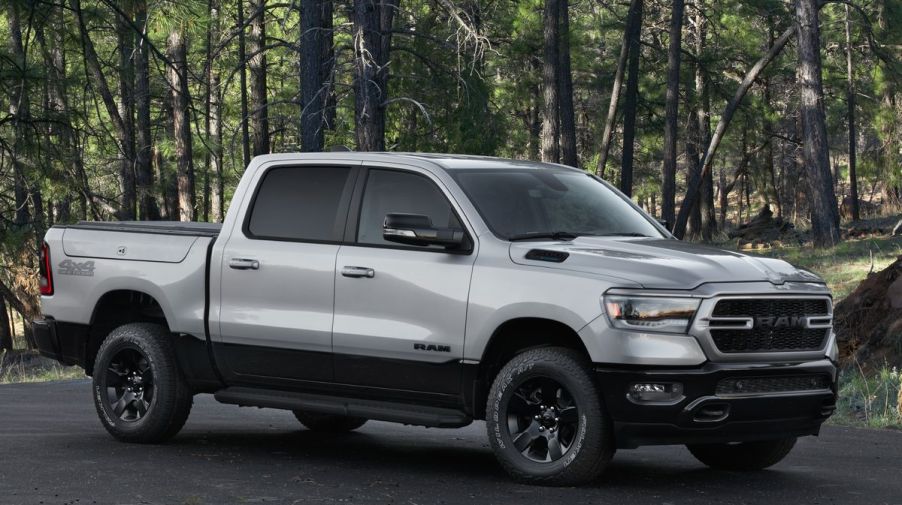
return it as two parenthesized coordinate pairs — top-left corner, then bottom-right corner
(687, 438), (797, 470)
(92, 323), (193, 443)
(486, 347), (614, 486)
(292, 411), (368, 432)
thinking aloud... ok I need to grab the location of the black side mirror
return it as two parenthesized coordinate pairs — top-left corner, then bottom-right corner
(383, 213), (467, 249)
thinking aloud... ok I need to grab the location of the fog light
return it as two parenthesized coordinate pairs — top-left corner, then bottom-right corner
(627, 382), (684, 403)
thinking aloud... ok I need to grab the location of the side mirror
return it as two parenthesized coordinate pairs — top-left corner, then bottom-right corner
(383, 213), (467, 249)
(657, 219), (671, 231)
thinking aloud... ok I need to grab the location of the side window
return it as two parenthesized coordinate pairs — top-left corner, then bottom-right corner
(357, 169), (462, 248)
(247, 165), (352, 241)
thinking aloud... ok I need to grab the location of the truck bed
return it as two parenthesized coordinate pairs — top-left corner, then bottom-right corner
(66, 221), (222, 238)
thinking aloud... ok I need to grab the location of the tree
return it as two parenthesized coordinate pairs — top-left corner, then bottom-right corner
(7, 0), (32, 228)
(134, 0), (159, 220)
(557, 0), (577, 167)
(352, 0), (396, 151)
(208, 0), (225, 222)
(116, 3), (137, 220)
(540, 0), (560, 163)
(619, 0), (643, 197)
(661, 0), (685, 227)
(167, 27), (196, 221)
(300, 0), (325, 152)
(844, 4), (860, 221)
(795, 0), (840, 246)
(248, 0), (270, 156)
(237, 0), (251, 167)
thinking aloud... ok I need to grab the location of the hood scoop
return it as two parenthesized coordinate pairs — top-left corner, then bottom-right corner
(524, 249), (569, 263)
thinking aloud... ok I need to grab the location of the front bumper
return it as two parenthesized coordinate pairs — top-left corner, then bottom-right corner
(596, 359), (837, 449)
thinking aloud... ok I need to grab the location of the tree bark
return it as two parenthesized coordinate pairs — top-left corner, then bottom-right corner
(673, 25), (795, 239)
(558, 0), (577, 167)
(237, 0), (251, 167)
(301, 0), (325, 152)
(795, 0), (840, 246)
(619, 0), (643, 197)
(541, 0), (560, 163)
(6, 1), (31, 228)
(0, 296), (12, 351)
(208, 0), (225, 222)
(248, 0), (270, 156)
(167, 28), (196, 221)
(352, 0), (394, 151)
(134, 0), (159, 220)
(844, 4), (859, 221)
(116, 5), (137, 220)
(596, 0), (640, 177)
(661, 0), (685, 228)
(694, 5), (715, 240)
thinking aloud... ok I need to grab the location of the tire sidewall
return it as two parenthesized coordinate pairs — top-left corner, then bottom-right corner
(92, 324), (172, 438)
(487, 351), (605, 480)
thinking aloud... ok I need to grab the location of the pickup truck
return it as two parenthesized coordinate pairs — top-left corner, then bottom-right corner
(34, 153), (838, 485)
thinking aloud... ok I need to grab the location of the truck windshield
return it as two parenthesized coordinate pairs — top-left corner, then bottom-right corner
(450, 169), (665, 241)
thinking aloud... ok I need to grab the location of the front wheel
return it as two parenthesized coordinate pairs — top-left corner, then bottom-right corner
(687, 438), (797, 470)
(92, 323), (193, 443)
(485, 347), (614, 486)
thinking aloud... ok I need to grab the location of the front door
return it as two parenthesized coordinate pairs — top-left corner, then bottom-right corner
(332, 167), (477, 395)
(216, 163), (357, 384)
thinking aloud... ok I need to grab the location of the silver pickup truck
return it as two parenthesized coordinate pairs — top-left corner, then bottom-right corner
(34, 153), (837, 485)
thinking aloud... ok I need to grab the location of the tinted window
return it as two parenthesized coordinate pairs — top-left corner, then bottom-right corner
(357, 169), (462, 247)
(451, 169), (663, 240)
(247, 166), (351, 241)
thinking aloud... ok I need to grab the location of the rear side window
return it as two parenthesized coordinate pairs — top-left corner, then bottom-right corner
(247, 166), (352, 241)
(357, 169), (462, 248)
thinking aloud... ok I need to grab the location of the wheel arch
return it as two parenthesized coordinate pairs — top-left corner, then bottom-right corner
(85, 289), (170, 375)
(470, 317), (593, 420)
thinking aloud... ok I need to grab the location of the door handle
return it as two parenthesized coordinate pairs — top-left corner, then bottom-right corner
(341, 266), (375, 278)
(229, 258), (260, 270)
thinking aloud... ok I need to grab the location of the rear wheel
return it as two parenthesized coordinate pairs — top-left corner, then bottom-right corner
(292, 411), (367, 432)
(92, 323), (192, 443)
(485, 347), (614, 486)
(687, 438), (797, 470)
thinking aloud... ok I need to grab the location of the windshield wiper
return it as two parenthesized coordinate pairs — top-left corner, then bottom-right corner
(508, 231), (588, 241)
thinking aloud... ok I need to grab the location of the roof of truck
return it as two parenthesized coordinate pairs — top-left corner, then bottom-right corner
(251, 152), (582, 172)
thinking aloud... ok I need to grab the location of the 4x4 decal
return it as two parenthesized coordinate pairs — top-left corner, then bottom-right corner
(58, 259), (95, 277)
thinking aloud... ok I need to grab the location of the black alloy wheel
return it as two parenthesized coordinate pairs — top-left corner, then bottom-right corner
(507, 377), (580, 463)
(104, 347), (155, 422)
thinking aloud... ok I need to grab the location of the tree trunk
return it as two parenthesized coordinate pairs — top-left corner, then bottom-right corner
(619, 0), (643, 197)
(321, 0), (336, 130)
(661, 0), (685, 228)
(167, 28), (196, 221)
(134, 0), (159, 220)
(352, 0), (393, 151)
(237, 0), (251, 167)
(208, 0), (225, 222)
(116, 6), (137, 220)
(7, 1), (31, 228)
(695, 6), (715, 240)
(0, 296), (12, 351)
(301, 0), (325, 152)
(557, 0), (577, 167)
(248, 0), (270, 156)
(795, 0), (840, 246)
(596, 0), (640, 177)
(541, 0), (560, 163)
(673, 25), (795, 238)
(844, 4), (859, 222)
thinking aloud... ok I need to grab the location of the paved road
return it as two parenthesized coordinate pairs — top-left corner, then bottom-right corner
(1, 381), (900, 505)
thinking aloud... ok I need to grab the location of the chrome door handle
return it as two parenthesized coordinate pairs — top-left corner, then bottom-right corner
(341, 266), (375, 278)
(229, 258), (260, 270)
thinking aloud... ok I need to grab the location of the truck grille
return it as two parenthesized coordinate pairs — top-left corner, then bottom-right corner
(709, 298), (830, 353)
(716, 374), (832, 396)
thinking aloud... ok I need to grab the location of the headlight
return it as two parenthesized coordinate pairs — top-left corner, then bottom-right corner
(603, 295), (700, 334)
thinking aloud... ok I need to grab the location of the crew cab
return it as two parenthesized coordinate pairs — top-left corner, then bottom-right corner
(34, 153), (838, 485)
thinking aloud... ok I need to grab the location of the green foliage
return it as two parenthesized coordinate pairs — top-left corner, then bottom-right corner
(833, 365), (902, 429)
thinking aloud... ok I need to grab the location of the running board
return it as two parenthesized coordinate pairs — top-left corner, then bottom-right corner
(214, 387), (472, 428)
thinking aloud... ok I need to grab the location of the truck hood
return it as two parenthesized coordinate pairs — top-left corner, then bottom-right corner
(509, 237), (824, 290)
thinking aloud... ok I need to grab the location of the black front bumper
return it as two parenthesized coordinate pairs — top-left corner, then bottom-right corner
(596, 359), (837, 449)
(32, 318), (89, 367)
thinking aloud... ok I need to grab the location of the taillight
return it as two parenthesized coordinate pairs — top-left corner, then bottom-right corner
(39, 241), (54, 296)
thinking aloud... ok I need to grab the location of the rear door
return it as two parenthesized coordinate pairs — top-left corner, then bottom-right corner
(332, 166), (477, 395)
(216, 163), (358, 384)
